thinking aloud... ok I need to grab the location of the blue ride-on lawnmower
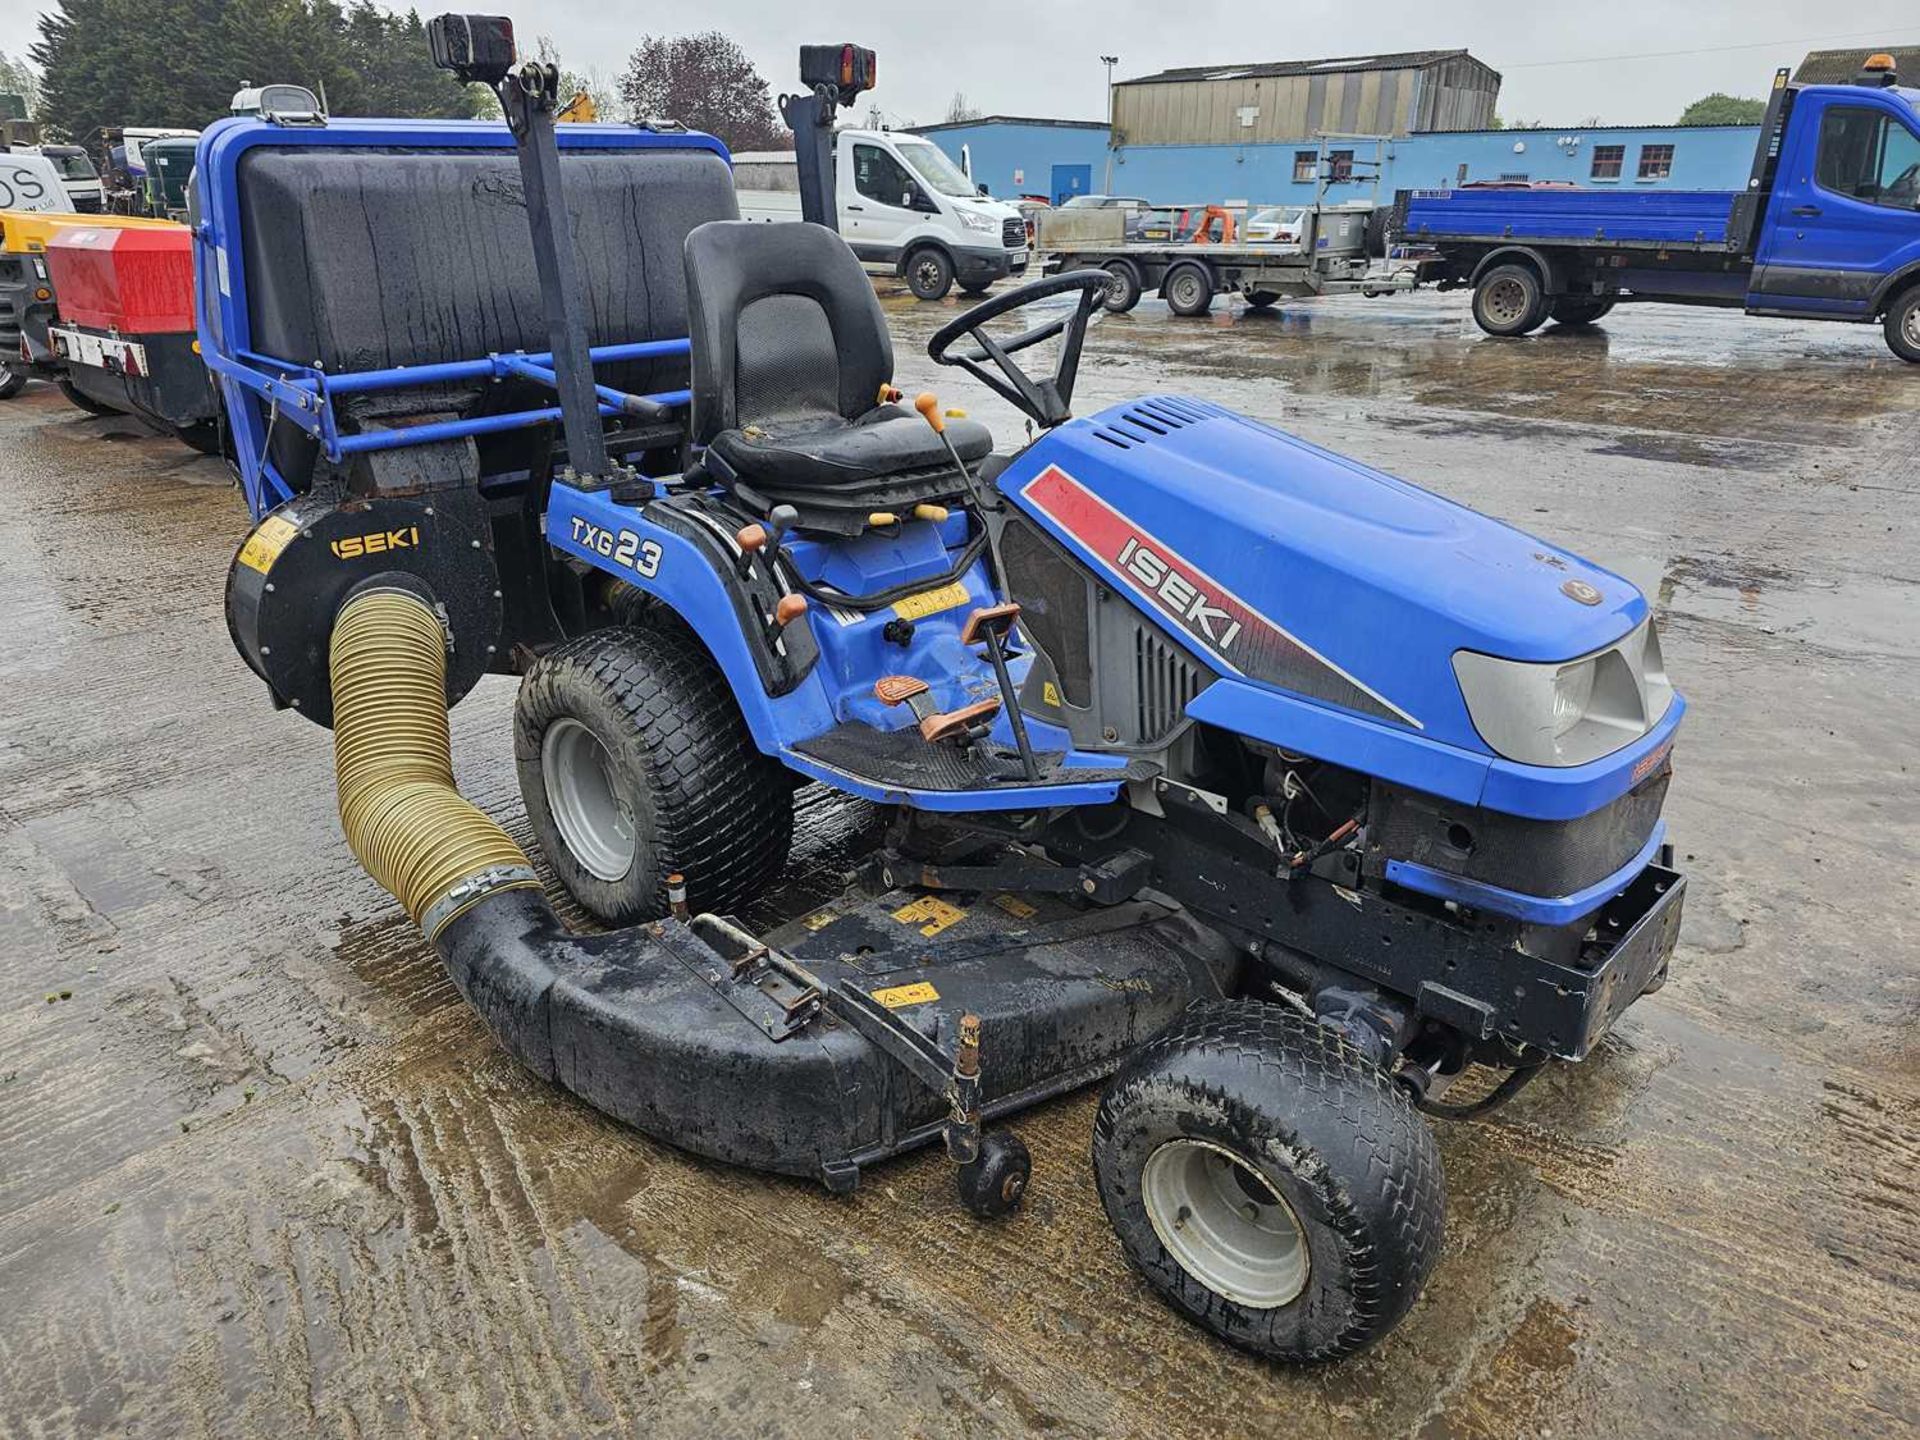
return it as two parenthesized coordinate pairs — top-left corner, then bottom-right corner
(202, 17), (1686, 1361)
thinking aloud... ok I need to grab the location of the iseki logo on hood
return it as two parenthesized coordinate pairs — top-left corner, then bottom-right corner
(1116, 536), (1244, 650)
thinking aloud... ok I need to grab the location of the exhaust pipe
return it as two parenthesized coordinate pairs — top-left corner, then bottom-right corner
(329, 587), (539, 937)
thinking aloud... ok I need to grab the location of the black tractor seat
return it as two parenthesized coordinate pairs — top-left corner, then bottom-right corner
(686, 220), (993, 508)
(706, 402), (992, 490)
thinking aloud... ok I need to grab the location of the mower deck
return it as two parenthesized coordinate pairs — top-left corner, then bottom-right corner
(437, 869), (1235, 1192)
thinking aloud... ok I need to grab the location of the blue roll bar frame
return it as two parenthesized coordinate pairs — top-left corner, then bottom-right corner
(190, 116), (731, 518)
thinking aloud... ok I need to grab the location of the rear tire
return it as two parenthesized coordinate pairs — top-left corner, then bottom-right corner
(1093, 1001), (1445, 1362)
(57, 377), (115, 415)
(0, 364), (26, 400)
(1549, 297), (1613, 327)
(1164, 262), (1215, 317)
(1102, 259), (1144, 313)
(1244, 290), (1281, 311)
(1472, 263), (1547, 336)
(905, 246), (955, 301)
(960, 282), (992, 299)
(514, 626), (794, 925)
(1884, 286), (1920, 363)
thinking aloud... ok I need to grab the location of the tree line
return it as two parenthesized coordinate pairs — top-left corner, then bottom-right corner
(15, 2), (789, 152)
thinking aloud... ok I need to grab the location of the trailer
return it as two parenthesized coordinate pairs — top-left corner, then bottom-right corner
(1046, 138), (1411, 315)
(1398, 58), (1920, 361)
(1045, 204), (1411, 315)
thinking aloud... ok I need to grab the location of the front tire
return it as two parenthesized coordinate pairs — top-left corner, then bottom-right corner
(514, 627), (794, 925)
(0, 364), (28, 399)
(1102, 259), (1144, 313)
(1472, 263), (1548, 336)
(1244, 290), (1281, 311)
(1884, 286), (1920, 363)
(1093, 1001), (1445, 1362)
(905, 246), (955, 301)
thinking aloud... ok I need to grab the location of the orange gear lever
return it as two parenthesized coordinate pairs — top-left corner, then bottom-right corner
(914, 392), (945, 435)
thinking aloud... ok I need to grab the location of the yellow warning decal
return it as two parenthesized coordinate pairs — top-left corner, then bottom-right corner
(891, 581), (970, 622)
(871, 981), (940, 1009)
(237, 514), (299, 574)
(801, 910), (838, 932)
(991, 894), (1038, 920)
(1041, 681), (1062, 708)
(891, 895), (966, 936)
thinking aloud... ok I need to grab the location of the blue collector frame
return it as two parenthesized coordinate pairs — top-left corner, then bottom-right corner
(191, 116), (730, 520)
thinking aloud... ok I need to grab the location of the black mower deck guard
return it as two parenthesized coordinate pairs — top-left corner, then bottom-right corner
(436, 879), (1238, 1191)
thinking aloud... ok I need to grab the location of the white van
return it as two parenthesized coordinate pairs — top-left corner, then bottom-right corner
(734, 130), (1028, 301)
(0, 152), (73, 214)
(26, 145), (105, 211)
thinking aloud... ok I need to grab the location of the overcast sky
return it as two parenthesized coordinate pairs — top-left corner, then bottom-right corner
(3, 1), (1916, 128)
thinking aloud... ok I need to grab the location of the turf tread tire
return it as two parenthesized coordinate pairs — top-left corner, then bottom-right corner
(1093, 1000), (1444, 1362)
(514, 626), (793, 924)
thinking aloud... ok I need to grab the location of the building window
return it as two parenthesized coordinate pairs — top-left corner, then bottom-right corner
(1815, 106), (1920, 209)
(1328, 149), (1354, 182)
(1637, 143), (1675, 180)
(1591, 144), (1625, 180)
(1292, 150), (1317, 183)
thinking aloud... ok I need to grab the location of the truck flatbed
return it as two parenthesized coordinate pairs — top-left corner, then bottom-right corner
(1402, 188), (1743, 251)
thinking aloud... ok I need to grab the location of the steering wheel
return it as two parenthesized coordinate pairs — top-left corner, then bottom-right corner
(928, 270), (1111, 428)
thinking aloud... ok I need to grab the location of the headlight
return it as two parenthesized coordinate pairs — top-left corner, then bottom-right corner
(1453, 618), (1672, 767)
(957, 208), (996, 234)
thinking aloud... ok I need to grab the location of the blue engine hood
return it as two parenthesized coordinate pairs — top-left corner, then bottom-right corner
(999, 395), (1647, 758)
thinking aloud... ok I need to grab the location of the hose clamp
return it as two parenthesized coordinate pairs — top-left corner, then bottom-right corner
(421, 864), (541, 940)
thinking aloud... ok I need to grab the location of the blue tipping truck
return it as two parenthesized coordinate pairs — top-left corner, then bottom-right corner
(1396, 56), (1920, 362)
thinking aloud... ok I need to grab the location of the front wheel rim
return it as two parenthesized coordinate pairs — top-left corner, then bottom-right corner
(1141, 1138), (1309, 1308)
(915, 258), (943, 291)
(541, 718), (636, 882)
(1904, 304), (1920, 347)
(1172, 274), (1202, 307)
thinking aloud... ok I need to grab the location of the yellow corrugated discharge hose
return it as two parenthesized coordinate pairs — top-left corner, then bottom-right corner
(330, 589), (538, 940)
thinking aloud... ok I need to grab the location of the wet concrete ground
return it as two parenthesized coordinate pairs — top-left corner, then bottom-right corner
(1, 289), (1915, 1437)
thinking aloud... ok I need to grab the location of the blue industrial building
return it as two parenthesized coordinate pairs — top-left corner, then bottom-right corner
(911, 115), (1764, 208)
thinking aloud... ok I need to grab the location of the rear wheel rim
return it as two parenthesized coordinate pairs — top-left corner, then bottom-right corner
(1904, 303), (1920, 347)
(1484, 276), (1529, 325)
(1171, 272), (1203, 307)
(541, 718), (636, 882)
(1141, 1138), (1309, 1308)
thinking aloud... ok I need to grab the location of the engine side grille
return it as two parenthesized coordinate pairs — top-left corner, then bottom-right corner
(1134, 629), (1205, 743)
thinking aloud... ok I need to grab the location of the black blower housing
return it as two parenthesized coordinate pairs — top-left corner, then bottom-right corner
(226, 488), (503, 727)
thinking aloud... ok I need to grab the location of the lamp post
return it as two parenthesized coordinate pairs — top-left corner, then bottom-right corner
(1100, 54), (1118, 193)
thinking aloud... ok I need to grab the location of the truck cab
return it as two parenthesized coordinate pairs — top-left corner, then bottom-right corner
(26, 145), (105, 212)
(734, 129), (1028, 300)
(1748, 69), (1920, 320)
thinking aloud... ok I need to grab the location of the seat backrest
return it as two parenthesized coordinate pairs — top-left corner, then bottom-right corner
(684, 221), (891, 444)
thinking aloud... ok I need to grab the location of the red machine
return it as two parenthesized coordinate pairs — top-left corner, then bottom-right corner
(43, 223), (221, 451)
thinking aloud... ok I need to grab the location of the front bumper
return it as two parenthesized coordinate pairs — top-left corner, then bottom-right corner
(952, 244), (1027, 285)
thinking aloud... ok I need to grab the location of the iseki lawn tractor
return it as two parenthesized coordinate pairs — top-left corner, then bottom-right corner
(204, 16), (1686, 1362)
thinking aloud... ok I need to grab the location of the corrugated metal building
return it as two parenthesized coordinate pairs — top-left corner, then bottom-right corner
(1793, 46), (1920, 83)
(1113, 50), (1501, 146)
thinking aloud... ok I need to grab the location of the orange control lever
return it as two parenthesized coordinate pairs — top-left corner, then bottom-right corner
(914, 392), (945, 434)
(774, 594), (809, 628)
(736, 523), (768, 552)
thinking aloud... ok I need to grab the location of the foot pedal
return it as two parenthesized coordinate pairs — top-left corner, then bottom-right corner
(874, 676), (1001, 745)
(960, 604), (1040, 781)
